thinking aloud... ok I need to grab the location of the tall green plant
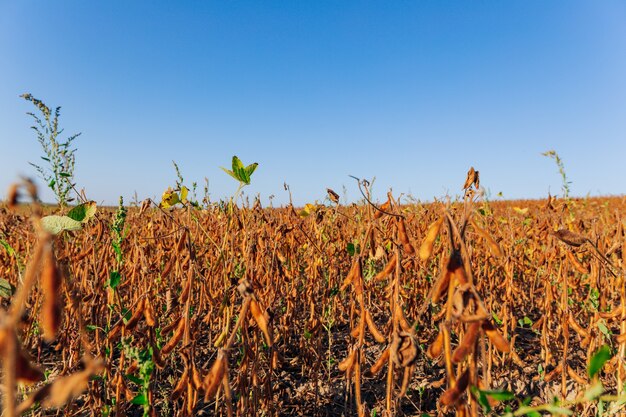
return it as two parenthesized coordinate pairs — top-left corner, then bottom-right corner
(221, 155), (258, 207)
(542, 150), (571, 199)
(21, 93), (81, 207)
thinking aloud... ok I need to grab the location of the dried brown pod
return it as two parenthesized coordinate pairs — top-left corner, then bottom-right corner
(433, 251), (464, 303)
(161, 256), (175, 278)
(482, 320), (510, 353)
(326, 188), (340, 204)
(543, 364), (563, 382)
(373, 254), (397, 282)
(7, 183), (19, 208)
(365, 347), (390, 377)
(374, 198), (391, 219)
(161, 317), (186, 355)
(191, 363), (203, 390)
(16, 359), (103, 413)
(427, 329), (444, 359)
(470, 219), (503, 258)
(250, 299), (273, 346)
(568, 366), (588, 385)
(553, 229), (587, 247)
(463, 167), (479, 190)
(419, 216), (444, 261)
(0, 326), (7, 352)
(352, 260), (364, 296)
(364, 310), (386, 343)
(397, 218), (415, 255)
(451, 252), (468, 286)
(340, 258), (360, 292)
(395, 304), (412, 332)
(14, 333), (44, 384)
(107, 323), (122, 341)
(41, 246), (63, 342)
(565, 250), (589, 274)
(432, 266), (452, 304)
(440, 369), (470, 406)
(457, 404), (469, 417)
(599, 306), (622, 319)
(452, 321), (481, 364)
(399, 364), (415, 397)
(179, 268), (193, 304)
(144, 298), (156, 327)
(139, 198), (151, 215)
(272, 350), (283, 369)
(124, 298), (145, 331)
(94, 220), (104, 242)
(350, 326), (361, 339)
(203, 350), (227, 401)
(171, 366), (189, 401)
(73, 246), (93, 262)
(568, 314), (590, 340)
(338, 348), (358, 373)
(125, 361), (139, 375)
(175, 228), (188, 253)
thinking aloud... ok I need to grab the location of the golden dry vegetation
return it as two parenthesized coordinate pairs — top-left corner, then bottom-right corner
(1, 181), (625, 417)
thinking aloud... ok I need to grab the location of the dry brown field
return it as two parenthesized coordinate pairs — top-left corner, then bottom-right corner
(1, 192), (625, 416)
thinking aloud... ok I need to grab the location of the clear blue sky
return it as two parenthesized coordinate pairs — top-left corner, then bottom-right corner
(1, 1), (625, 206)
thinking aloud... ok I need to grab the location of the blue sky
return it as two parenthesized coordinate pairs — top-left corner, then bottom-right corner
(1, 1), (625, 206)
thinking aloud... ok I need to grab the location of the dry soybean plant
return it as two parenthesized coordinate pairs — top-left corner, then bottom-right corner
(1, 166), (626, 417)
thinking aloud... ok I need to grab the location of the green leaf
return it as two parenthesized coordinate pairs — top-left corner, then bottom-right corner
(245, 162), (258, 178)
(543, 405), (573, 415)
(588, 345), (612, 379)
(160, 188), (180, 209)
(583, 381), (604, 401)
(130, 393), (148, 405)
(0, 278), (14, 298)
(41, 215), (83, 234)
(525, 412), (542, 417)
(470, 386), (491, 412)
(86, 324), (98, 332)
(231, 155), (244, 172)
(597, 321), (611, 338)
(235, 166), (249, 184)
(347, 242), (356, 256)
(0, 239), (15, 257)
(59, 172), (71, 178)
(122, 308), (131, 322)
(109, 271), (121, 289)
(220, 167), (239, 182)
(223, 156), (256, 185)
(483, 390), (515, 401)
(126, 374), (144, 386)
(492, 312), (503, 325)
(67, 201), (97, 223)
